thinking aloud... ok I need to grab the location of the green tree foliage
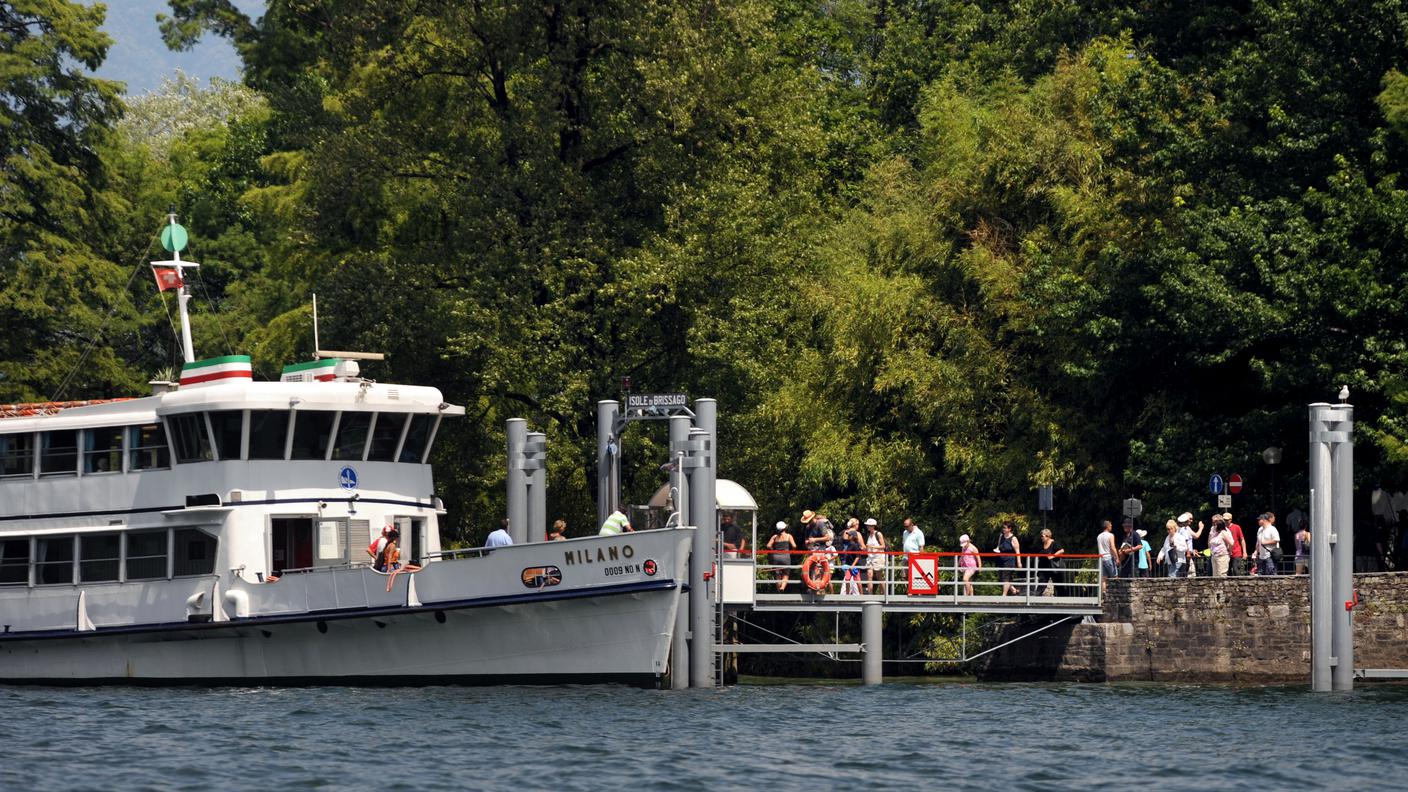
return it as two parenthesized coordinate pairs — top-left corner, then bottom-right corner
(7, 0), (1408, 553)
(0, 0), (137, 401)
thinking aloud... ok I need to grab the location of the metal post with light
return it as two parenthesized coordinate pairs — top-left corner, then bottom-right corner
(1263, 446), (1282, 515)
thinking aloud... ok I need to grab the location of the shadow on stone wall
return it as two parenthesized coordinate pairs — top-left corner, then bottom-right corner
(976, 573), (1408, 683)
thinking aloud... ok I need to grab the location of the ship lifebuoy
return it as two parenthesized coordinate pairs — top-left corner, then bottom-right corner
(802, 552), (832, 592)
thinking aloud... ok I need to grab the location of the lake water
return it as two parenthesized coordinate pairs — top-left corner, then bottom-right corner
(5, 680), (1404, 790)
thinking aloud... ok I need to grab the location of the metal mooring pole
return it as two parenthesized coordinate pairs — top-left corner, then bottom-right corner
(1309, 400), (1355, 691)
(688, 399), (717, 688)
(526, 431), (546, 543)
(669, 417), (692, 690)
(1331, 403), (1355, 691)
(862, 600), (883, 685)
(1308, 404), (1333, 692)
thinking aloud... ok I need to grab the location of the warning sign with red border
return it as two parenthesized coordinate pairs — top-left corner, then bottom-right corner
(908, 553), (940, 596)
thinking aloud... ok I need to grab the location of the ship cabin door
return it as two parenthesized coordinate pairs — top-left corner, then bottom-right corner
(271, 517), (315, 575)
(393, 517), (425, 565)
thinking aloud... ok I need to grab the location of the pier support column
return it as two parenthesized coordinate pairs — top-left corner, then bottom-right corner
(671, 588), (689, 690)
(505, 419), (527, 544)
(862, 600), (883, 685)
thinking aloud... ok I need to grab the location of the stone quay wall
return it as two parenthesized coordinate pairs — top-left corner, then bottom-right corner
(975, 573), (1408, 683)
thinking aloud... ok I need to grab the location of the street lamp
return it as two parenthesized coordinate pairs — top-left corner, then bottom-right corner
(1263, 446), (1282, 513)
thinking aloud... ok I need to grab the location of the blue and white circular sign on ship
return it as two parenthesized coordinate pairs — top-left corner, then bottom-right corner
(339, 466), (359, 491)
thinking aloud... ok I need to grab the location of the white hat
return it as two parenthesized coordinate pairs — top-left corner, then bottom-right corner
(864, 518), (878, 526)
(775, 521), (788, 531)
(959, 534), (970, 544)
(1137, 529), (1147, 538)
(1177, 512), (1193, 523)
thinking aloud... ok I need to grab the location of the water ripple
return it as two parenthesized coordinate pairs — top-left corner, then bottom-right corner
(1, 681), (1404, 790)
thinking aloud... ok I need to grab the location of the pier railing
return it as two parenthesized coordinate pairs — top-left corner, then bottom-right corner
(732, 548), (1103, 610)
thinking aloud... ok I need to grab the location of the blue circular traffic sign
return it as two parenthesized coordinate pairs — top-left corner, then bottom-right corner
(339, 466), (359, 490)
(1209, 474), (1224, 495)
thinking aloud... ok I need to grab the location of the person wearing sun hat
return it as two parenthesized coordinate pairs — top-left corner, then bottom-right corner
(802, 509), (832, 550)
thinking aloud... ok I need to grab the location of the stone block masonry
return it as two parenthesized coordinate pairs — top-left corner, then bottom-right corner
(975, 573), (1408, 683)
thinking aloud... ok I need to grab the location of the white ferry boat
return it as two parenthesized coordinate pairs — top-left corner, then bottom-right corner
(0, 220), (691, 684)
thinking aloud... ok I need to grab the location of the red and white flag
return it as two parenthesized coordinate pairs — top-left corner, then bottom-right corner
(152, 267), (182, 292)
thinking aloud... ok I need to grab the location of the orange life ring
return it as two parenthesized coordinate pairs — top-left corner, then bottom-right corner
(802, 553), (832, 592)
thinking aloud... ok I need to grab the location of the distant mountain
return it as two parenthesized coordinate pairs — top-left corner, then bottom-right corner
(91, 0), (266, 95)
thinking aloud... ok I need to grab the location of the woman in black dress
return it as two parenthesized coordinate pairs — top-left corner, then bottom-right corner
(1035, 528), (1066, 596)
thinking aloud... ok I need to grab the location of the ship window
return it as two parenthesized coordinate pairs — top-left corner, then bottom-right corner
(0, 539), (29, 584)
(248, 410), (291, 460)
(291, 410), (336, 460)
(35, 536), (75, 585)
(169, 413), (213, 463)
(332, 412), (372, 460)
(399, 414), (435, 463)
(128, 423), (170, 470)
(125, 530), (168, 580)
(368, 414), (406, 461)
(84, 426), (124, 474)
(209, 410), (244, 461)
(39, 429), (79, 476)
(80, 533), (121, 582)
(173, 528), (217, 576)
(0, 433), (35, 477)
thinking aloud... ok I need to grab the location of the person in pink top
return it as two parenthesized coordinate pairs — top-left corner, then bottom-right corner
(958, 534), (982, 596)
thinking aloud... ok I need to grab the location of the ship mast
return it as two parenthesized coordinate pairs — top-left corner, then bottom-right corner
(151, 212), (199, 364)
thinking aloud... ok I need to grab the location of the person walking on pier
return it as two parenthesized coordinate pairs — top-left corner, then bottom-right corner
(1158, 519), (1190, 577)
(958, 534), (981, 595)
(1225, 512), (1248, 575)
(766, 521), (797, 591)
(1256, 513), (1281, 575)
(1136, 529), (1151, 577)
(1209, 517), (1233, 576)
(994, 521), (1021, 596)
(901, 519), (924, 594)
(1035, 528), (1065, 596)
(1295, 523), (1311, 575)
(839, 518), (864, 594)
(802, 510), (833, 550)
(1117, 518), (1139, 578)
(863, 518), (887, 594)
(1096, 520), (1118, 590)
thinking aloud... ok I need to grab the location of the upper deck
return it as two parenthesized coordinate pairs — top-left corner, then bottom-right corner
(0, 378), (466, 524)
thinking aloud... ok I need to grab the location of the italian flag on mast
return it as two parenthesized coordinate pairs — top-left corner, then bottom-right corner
(180, 355), (253, 387)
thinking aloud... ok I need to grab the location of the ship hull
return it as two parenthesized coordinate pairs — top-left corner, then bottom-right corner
(0, 529), (691, 685)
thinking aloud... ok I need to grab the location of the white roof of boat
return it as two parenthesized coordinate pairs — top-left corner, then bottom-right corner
(0, 380), (464, 432)
(647, 478), (758, 511)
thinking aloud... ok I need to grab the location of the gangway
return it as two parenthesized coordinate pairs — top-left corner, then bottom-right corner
(710, 546), (1103, 684)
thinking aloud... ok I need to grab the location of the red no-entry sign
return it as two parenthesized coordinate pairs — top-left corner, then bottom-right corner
(1228, 474), (1243, 494)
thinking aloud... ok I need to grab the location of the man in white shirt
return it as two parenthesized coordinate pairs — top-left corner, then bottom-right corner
(1096, 520), (1118, 589)
(1256, 513), (1281, 575)
(901, 519), (925, 557)
(487, 519), (513, 547)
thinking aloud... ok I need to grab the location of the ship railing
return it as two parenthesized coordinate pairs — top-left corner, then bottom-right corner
(748, 548), (1103, 606)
